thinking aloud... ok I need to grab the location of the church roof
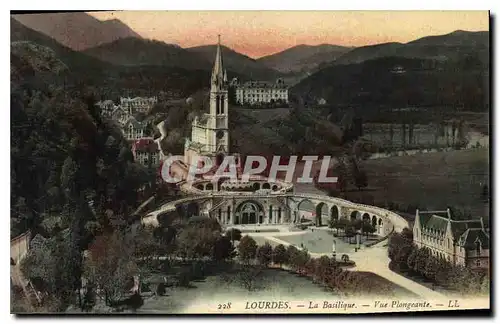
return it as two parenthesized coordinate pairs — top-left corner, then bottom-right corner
(450, 220), (483, 238)
(457, 228), (489, 249)
(211, 35), (225, 88)
(417, 210), (485, 240)
(132, 138), (159, 153)
(123, 116), (146, 129)
(424, 215), (449, 233)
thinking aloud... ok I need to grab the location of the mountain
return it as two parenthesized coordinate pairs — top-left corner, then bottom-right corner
(11, 17), (109, 75)
(258, 44), (354, 73)
(12, 12), (141, 51)
(332, 30), (489, 66)
(186, 44), (282, 81)
(82, 37), (210, 70)
(10, 17), (212, 99)
(292, 55), (489, 112)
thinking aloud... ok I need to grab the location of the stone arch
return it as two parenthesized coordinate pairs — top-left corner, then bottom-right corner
(330, 205), (339, 223)
(315, 202), (328, 227)
(196, 184), (204, 190)
(371, 215), (377, 228)
(297, 199), (314, 222)
(272, 184), (278, 191)
(362, 213), (370, 223)
(350, 211), (361, 222)
(378, 218), (383, 226)
(252, 182), (260, 191)
(206, 183), (214, 191)
(236, 200), (264, 225)
(186, 202), (200, 218)
(262, 182), (271, 190)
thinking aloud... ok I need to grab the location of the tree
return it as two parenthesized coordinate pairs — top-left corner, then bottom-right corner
(226, 228), (242, 243)
(256, 243), (273, 267)
(424, 256), (440, 280)
(480, 273), (490, 295)
(237, 235), (258, 264)
(176, 227), (218, 260)
(414, 247), (431, 274)
(480, 184), (489, 202)
(285, 245), (300, 267)
(341, 254), (350, 263)
(361, 222), (376, 238)
(336, 218), (350, 233)
(344, 226), (355, 244)
(272, 244), (288, 268)
(354, 170), (368, 190)
(213, 236), (236, 261)
(83, 233), (139, 307)
(290, 249), (310, 274)
(406, 247), (418, 271)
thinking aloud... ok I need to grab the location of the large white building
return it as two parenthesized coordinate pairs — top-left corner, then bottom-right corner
(233, 79), (289, 106)
(120, 96), (158, 114)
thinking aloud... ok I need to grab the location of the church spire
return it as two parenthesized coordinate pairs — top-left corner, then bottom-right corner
(211, 35), (224, 88)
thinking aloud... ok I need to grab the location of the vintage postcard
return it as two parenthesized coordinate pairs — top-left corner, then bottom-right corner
(10, 10), (490, 315)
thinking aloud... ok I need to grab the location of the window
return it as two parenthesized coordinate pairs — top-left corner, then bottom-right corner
(476, 241), (481, 255)
(476, 259), (481, 267)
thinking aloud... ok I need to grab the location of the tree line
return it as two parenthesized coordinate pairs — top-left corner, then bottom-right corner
(388, 229), (489, 296)
(235, 235), (399, 297)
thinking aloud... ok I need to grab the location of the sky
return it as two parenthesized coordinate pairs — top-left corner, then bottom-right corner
(88, 11), (489, 58)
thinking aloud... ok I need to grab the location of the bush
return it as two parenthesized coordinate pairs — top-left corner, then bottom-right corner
(177, 271), (191, 287)
(156, 283), (166, 296)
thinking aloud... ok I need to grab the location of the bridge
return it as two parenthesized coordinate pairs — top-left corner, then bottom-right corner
(141, 192), (454, 300)
(142, 191), (409, 235)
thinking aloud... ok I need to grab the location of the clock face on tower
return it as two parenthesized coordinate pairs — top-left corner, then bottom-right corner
(216, 130), (225, 139)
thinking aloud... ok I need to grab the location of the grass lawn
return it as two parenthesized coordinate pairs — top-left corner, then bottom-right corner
(137, 266), (417, 314)
(266, 230), (377, 254)
(354, 148), (489, 222)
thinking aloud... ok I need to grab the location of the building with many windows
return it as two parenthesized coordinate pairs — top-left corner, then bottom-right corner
(120, 96), (158, 114)
(131, 138), (160, 168)
(413, 208), (489, 269)
(123, 116), (149, 141)
(233, 78), (288, 106)
(95, 100), (119, 117)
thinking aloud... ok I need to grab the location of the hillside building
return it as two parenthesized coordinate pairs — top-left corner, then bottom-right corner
(132, 138), (160, 168)
(122, 116), (149, 141)
(120, 96), (158, 114)
(233, 78), (289, 106)
(95, 99), (119, 117)
(413, 208), (489, 270)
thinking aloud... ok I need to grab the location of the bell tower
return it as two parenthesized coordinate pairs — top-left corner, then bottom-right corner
(208, 35), (229, 155)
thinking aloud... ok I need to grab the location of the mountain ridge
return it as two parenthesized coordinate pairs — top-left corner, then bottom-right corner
(257, 44), (354, 73)
(12, 12), (142, 51)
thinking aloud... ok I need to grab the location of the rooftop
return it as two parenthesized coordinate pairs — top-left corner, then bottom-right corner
(416, 208), (485, 240)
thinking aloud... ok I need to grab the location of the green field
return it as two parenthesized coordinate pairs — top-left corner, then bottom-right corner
(137, 268), (416, 314)
(360, 147), (489, 221)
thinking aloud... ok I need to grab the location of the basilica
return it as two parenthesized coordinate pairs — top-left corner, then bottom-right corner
(183, 36), (241, 172)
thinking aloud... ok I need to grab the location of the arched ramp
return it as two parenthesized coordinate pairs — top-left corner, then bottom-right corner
(315, 202), (328, 227)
